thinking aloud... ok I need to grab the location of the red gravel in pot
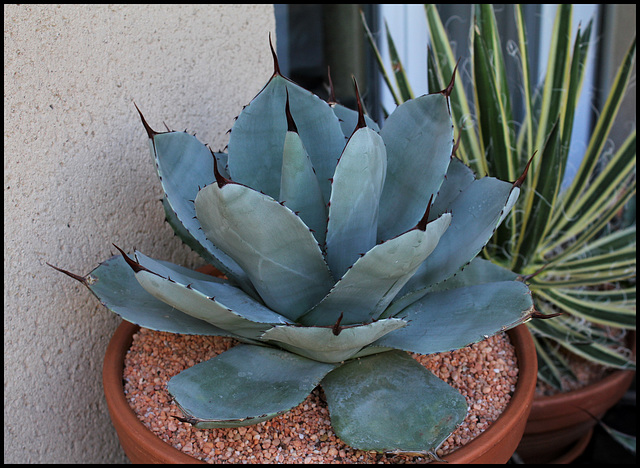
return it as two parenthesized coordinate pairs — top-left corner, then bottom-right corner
(123, 328), (518, 463)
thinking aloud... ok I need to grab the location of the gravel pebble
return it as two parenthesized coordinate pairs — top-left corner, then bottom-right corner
(123, 329), (518, 463)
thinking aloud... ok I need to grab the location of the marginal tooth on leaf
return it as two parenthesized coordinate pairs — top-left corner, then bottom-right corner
(514, 151), (536, 188)
(433, 58), (459, 99)
(332, 312), (344, 336)
(269, 32), (281, 77)
(112, 244), (149, 274)
(517, 262), (549, 282)
(451, 132), (462, 159)
(431, 59), (459, 115)
(210, 147), (233, 188)
(171, 414), (199, 425)
(531, 310), (564, 320)
(352, 76), (366, 134)
(415, 194), (435, 231)
(133, 102), (158, 139)
(46, 262), (88, 285)
(284, 88), (298, 133)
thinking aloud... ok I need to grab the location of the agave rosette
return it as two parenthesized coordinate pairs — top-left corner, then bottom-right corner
(53, 46), (536, 454)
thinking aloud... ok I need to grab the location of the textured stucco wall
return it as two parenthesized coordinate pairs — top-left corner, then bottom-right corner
(4, 4), (275, 463)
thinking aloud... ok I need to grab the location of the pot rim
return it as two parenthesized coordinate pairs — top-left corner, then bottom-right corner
(436, 322), (537, 463)
(533, 365), (635, 405)
(103, 320), (201, 464)
(103, 321), (537, 463)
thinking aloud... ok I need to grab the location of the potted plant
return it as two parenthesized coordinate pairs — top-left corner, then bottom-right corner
(362, 4), (636, 463)
(50, 37), (544, 462)
(100, 278), (539, 464)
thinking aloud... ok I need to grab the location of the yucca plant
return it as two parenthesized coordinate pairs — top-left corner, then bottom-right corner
(362, 4), (636, 389)
(50, 40), (539, 455)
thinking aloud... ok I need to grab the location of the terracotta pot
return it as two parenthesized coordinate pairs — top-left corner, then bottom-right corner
(431, 322), (538, 464)
(515, 333), (636, 464)
(103, 318), (536, 464)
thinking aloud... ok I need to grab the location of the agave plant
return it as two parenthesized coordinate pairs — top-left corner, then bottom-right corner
(363, 4), (636, 389)
(50, 40), (538, 454)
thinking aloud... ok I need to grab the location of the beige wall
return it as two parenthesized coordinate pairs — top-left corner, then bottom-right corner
(4, 4), (275, 463)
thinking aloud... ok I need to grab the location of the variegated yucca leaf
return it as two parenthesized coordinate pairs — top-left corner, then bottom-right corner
(362, 4), (636, 388)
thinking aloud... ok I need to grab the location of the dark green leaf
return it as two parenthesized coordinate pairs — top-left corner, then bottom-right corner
(168, 344), (336, 428)
(377, 281), (533, 355)
(87, 255), (241, 337)
(195, 182), (335, 321)
(322, 350), (467, 453)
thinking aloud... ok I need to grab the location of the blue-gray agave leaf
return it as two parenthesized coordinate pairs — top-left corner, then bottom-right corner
(195, 175), (334, 321)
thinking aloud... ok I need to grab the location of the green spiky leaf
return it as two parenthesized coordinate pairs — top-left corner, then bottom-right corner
(85, 255), (240, 337)
(377, 281), (534, 355)
(377, 93), (453, 240)
(127, 251), (291, 340)
(168, 344), (336, 428)
(321, 350), (467, 453)
(325, 126), (387, 279)
(302, 213), (451, 326)
(227, 75), (345, 203)
(145, 126), (257, 297)
(195, 181), (334, 321)
(261, 318), (406, 363)
(397, 176), (519, 305)
(330, 101), (380, 138)
(279, 130), (327, 245)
